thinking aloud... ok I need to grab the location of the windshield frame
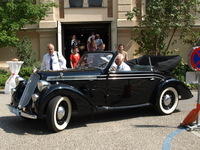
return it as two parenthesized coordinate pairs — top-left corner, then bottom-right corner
(77, 51), (115, 70)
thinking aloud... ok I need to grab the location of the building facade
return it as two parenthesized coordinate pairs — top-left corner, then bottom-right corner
(0, 0), (198, 67)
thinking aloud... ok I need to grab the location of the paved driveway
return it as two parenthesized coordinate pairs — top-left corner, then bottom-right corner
(0, 91), (199, 150)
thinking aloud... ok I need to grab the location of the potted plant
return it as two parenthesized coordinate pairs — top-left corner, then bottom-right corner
(88, 0), (103, 7)
(69, 0), (83, 8)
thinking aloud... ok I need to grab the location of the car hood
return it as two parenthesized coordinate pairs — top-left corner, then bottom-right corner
(37, 68), (103, 80)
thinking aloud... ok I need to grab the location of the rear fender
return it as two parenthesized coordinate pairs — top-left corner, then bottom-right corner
(37, 84), (96, 116)
(151, 78), (193, 104)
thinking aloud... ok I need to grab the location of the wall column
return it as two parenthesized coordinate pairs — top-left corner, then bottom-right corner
(111, 21), (118, 50)
(39, 30), (57, 60)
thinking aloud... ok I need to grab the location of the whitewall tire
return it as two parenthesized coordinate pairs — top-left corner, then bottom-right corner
(46, 96), (72, 132)
(156, 87), (179, 115)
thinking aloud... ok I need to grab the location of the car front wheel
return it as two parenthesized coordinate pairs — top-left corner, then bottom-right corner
(46, 96), (72, 132)
(156, 87), (179, 115)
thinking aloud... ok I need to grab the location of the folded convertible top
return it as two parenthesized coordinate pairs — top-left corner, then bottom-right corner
(126, 55), (181, 72)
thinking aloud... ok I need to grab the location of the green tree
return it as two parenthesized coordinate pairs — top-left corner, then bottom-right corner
(0, 0), (55, 48)
(16, 37), (36, 66)
(126, 0), (200, 55)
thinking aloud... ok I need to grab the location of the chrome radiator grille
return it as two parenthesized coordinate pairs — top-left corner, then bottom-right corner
(18, 73), (40, 109)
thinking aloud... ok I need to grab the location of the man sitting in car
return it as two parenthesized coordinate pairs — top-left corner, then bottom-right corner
(111, 54), (131, 71)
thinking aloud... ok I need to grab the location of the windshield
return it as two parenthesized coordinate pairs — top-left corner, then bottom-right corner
(77, 52), (113, 70)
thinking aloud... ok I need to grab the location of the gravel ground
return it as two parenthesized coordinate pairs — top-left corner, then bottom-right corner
(0, 91), (199, 150)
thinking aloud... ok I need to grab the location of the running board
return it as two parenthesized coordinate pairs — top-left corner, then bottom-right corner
(97, 103), (151, 111)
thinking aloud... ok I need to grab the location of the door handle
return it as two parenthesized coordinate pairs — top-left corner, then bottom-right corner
(150, 77), (155, 81)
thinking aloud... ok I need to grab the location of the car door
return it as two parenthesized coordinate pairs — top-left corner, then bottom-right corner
(106, 71), (161, 107)
(72, 75), (108, 107)
(84, 76), (108, 106)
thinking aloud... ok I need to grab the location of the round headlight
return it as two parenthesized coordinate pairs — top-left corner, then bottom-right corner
(15, 76), (24, 86)
(37, 80), (50, 92)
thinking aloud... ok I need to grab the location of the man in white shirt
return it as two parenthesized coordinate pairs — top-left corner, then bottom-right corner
(41, 43), (67, 71)
(111, 54), (131, 71)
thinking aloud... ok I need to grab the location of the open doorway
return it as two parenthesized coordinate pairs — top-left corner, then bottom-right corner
(62, 22), (111, 67)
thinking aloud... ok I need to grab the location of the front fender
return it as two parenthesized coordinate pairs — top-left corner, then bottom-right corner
(36, 84), (96, 117)
(156, 78), (193, 100)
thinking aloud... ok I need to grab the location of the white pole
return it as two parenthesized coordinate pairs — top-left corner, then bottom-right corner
(57, 21), (62, 55)
(197, 71), (200, 125)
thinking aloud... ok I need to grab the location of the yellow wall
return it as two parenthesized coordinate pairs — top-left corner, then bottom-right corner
(0, 31), (40, 62)
(0, 47), (17, 61)
(0, 30), (57, 64)
(118, 28), (139, 60)
(38, 30), (57, 60)
(18, 31), (40, 60)
(167, 32), (193, 64)
(0, 28), (194, 64)
(118, 28), (194, 63)
(0, 0), (198, 65)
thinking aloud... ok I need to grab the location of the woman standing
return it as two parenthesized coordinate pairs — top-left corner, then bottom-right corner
(70, 46), (80, 68)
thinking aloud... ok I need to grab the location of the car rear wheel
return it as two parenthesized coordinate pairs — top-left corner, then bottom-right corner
(46, 96), (72, 132)
(156, 87), (179, 115)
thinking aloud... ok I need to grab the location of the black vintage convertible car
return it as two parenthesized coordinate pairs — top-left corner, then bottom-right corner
(8, 51), (192, 132)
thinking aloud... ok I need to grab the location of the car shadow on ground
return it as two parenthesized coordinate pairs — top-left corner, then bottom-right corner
(0, 116), (50, 135)
(69, 107), (180, 129)
(0, 106), (181, 135)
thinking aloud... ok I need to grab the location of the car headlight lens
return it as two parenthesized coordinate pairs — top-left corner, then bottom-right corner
(15, 76), (24, 86)
(37, 80), (50, 92)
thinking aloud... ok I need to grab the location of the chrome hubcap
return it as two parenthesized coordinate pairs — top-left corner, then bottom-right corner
(57, 106), (66, 120)
(163, 94), (172, 106)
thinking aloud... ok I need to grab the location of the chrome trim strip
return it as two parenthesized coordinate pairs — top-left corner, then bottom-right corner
(47, 77), (98, 81)
(46, 73), (165, 81)
(47, 76), (163, 81)
(108, 76), (162, 80)
(18, 73), (40, 109)
(47, 75), (98, 81)
(99, 103), (151, 110)
(109, 73), (164, 78)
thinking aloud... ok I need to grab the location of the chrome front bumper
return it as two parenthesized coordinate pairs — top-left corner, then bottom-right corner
(7, 105), (37, 119)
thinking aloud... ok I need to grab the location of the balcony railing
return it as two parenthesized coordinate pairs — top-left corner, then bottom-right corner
(65, 0), (107, 8)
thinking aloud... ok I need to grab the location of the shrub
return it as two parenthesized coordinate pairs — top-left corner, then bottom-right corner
(172, 60), (192, 82)
(16, 37), (37, 67)
(15, 37), (41, 79)
(0, 66), (36, 88)
(0, 69), (8, 75)
(19, 66), (34, 80)
(0, 69), (10, 88)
